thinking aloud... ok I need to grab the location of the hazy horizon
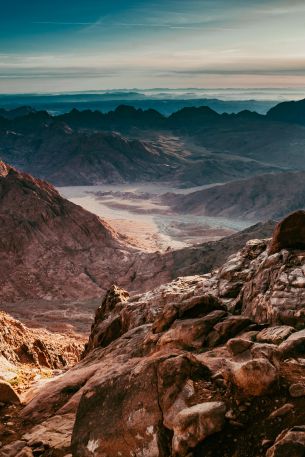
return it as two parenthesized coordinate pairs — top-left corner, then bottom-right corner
(2, 0), (305, 93)
(1, 87), (305, 100)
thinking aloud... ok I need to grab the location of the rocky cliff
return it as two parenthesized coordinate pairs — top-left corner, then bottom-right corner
(0, 160), (174, 303)
(3, 212), (305, 456)
(0, 160), (275, 308)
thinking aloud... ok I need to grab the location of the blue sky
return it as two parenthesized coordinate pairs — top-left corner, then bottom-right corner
(1, 0), (305, 92)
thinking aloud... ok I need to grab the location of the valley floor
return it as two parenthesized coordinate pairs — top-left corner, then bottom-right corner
(59, 183), (251, 252)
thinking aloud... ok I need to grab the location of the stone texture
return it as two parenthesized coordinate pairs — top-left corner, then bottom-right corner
(0, 310), (83, 378)
(289, 383), (305, 398)
(0, 441), (27, 457)
(231, 358), (278, 396)
(268, 403), (294, 419)
(256, 326), (295, 344)
(226, 337), (253, 355)
(269, 211), (305, 255)
(278, 330), (305, 358)
(266, 426), (305, 457)
(172, 402), (226, 457)
(5, 216), (305, 456)
(0, 380), (20, 404)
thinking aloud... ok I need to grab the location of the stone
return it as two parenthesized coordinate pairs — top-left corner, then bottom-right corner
(84, 285), (129, 354)
(0, 441), (27, 457)
(172, 402), (226, 457)
(226, 337), (253, 355)
(23, 414), (74, 452)
(289, 383), (305, 398)
(231, 358), (278, 396)
(0, 380), (20, 404)
(256, 326), (295, 345)
(269, 211), (305, 255)
(268, 403), (294, 419)
(278, 329), (305, 358)
(250, 343), (279, 362)
(207, 316), (252, 347)
(266, 426), (305, 457)
(158, 311), (226, 349)
(16, 448), (34, 457)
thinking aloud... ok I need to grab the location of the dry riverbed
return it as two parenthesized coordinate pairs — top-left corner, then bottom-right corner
(59, 183), (251, 252)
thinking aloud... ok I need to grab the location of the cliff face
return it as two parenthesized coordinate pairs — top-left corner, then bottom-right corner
(0, 161), (138, 302)
(0, 310), (82, 372)
(5, 214), (305, 457)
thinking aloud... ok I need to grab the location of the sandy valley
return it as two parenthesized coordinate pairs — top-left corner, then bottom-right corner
(59, 183), (251, 252)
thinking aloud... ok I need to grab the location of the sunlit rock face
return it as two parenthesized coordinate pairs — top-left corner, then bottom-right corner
(269, 210), (305, 255)
(6, 221), (305, 456)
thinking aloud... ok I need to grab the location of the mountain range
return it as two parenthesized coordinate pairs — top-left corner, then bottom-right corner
(2, 98), (305, 188)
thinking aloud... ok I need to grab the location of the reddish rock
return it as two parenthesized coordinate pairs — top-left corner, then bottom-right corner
(269, 211), (305, 255)
(0, 380), (20, 404)
(0, 310), (83, 371)
(266, 426), (305, 457)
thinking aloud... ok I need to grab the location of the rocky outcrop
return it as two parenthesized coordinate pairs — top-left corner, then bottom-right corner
(269, 210), (305, 254)
(172, 401), (226, 456)
(266, 426), (305, 457)
(0, 310), (82, 369)
(5, 213), (305, 455)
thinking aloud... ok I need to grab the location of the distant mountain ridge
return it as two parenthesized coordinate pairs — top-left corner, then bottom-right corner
(0, 104), (268, 132)
(1, 96), (305, 129)
(165, 171), (305, 221)
(1, 98), (305, 187)
(0, 109), (281, 186)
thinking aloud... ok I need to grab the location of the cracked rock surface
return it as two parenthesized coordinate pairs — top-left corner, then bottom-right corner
(4, 214), (305, 456)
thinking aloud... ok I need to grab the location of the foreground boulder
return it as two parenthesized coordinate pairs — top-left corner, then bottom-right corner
(266, 426), (305, 457)
(269, 210), (305, 254)
(0, 380), (20, 404)
(230, 358), (278, 396)
(172, 402), (226, 456)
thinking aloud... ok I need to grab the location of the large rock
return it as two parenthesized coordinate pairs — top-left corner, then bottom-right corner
(0, 380), (20, 404)
(269, 211), (305, 255)
(256, 326), (295, 344)
(266, 426), (305, 457)
(172, 402), (226, 457)
(84, 285), (130, 354)
(278, 329), (305, 358)
(231, 358), (278, 396)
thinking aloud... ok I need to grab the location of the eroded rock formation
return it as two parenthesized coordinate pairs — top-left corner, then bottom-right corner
(2, 223), (305, 456)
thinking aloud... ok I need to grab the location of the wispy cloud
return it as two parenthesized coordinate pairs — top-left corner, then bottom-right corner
(33, 21), (94, 25)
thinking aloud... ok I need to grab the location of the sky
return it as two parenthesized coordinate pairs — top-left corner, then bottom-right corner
(1, 0), (305, 93)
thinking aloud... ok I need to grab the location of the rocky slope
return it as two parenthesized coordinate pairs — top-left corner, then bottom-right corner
(3, 211), (305, 456)
(0, 160), (276, 308)
(165, 171), (305, 221)
(0, 124), (180, 186)
(0, 160), (176, 303)
(0, 309), (83, 395)
(0, 115), (280, 186)
(4, 102), (305, 187)
(0, 160), (134, 302)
